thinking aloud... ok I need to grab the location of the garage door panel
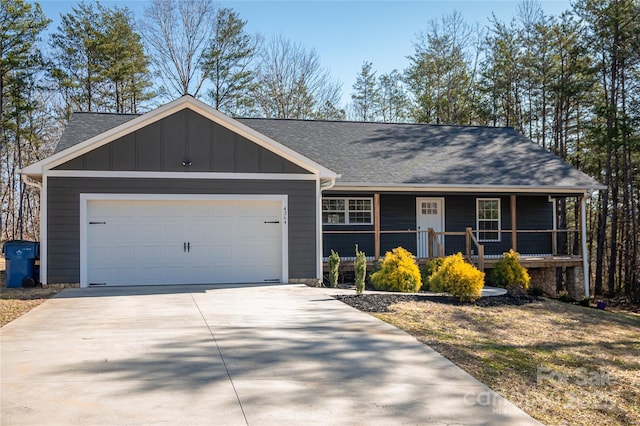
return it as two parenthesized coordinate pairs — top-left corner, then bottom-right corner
(89, 267), (111, 285)
(111, 224), (135, 240)
(163, 225), (185, 242)
(111, 267), (136, 284)
(112, 245), (135, 262)
(87, 198), (283, 286)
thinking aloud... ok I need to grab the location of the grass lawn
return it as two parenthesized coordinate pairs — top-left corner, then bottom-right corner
(374, 298), (640, 425)
(0, 283), (62, 327)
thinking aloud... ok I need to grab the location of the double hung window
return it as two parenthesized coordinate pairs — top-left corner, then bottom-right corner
(322, 198), (373, 225)
(477, 198), (500, 242)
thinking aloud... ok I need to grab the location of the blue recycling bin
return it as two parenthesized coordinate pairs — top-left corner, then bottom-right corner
(3, 240), (40, 288)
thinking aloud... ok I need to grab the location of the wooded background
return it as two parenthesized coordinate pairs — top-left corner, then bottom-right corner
(1, 0), (638, 300)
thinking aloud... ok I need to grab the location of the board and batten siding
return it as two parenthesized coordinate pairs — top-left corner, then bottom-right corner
(47, 177), (317, 284)
(54, 109), (310, 174)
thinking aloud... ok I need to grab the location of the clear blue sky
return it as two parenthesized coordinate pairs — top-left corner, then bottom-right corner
(37, 0), (572, 106)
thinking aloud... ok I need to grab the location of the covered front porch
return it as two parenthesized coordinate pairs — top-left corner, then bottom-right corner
(321, 192), (590, 299)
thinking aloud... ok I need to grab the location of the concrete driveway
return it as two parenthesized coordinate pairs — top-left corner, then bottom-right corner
(1, 284), (540, 425)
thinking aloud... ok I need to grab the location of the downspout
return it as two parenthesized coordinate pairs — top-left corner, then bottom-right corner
(20, 173), (44, 285)
(320, 176), (337, 191)
(581, 192), (591, 299)
(316, 176), (338, 282)
(21, 173), (42, 191)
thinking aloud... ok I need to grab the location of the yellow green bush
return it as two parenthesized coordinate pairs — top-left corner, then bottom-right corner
(429, 253), (485, 302)
(490, 249), (531, 293)
(370, 247), (422, 293)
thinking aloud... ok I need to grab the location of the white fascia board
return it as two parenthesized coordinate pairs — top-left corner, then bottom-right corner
(22, 96), (337, 179)
(330, 183), (602, 194)
(46, 170), (317, 181)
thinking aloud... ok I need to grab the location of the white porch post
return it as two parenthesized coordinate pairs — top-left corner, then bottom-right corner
(580, 194), (590, 298)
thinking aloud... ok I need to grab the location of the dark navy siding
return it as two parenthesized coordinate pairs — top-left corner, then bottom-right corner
(322, 193), (554, 258)
(380, 195), (417, 254)
(54, 109), (310, 174)
(322, 192), (375, 257)
(47, 178), (317, 283)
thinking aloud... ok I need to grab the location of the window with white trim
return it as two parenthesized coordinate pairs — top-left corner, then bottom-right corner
(322, 197), (373, 225)
(476, 198), (501, 242)
(421, 201), (439, 215)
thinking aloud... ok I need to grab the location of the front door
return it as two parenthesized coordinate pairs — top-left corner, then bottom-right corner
(416, 198), (445, 258)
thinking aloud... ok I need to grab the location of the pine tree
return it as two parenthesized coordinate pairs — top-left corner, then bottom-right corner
(351, 61), (378, 121)
(574, 0), (640, 298)
(49, 1), (152, 115)
(377, 70), (409, 122)
(49, 1), (104, 114)
(200, 8), (259, 115)
(99, 5), (153, 113)
(406, 11), (478, 125)
(0, 0), (51, 240)
(479, 17), (525, 130)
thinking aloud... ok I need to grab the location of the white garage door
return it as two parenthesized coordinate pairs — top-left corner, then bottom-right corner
(86, 198), (284, 286)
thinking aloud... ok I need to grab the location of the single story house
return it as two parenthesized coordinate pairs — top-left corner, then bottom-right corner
(21, 96), (604, 297)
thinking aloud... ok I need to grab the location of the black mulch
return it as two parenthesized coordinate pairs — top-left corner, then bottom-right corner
(334, 293), (543, 312)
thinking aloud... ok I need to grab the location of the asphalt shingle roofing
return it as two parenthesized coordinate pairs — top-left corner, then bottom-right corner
(54, 112), (140, 153)
(53, 111), (602, 190)
(237, 119), (602, 189)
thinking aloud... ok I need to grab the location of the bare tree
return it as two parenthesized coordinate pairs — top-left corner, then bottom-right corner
(141, 0), (216, 98)
(252, 34), (342, 119)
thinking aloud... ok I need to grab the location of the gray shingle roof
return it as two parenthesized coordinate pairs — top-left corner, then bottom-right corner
(237, 118), (602, 189)
(54, 112), (140, 153)
(52, 111), (602, 190)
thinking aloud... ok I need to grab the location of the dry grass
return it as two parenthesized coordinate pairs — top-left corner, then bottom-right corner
(0, 283), (62, 327)
(374, 299), (640, 425)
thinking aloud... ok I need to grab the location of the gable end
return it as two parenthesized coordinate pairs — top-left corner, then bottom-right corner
(54, 109), (310, 174)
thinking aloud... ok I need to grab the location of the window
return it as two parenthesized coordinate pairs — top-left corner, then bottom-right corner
(421, 201), (438, 215)
(477, 198), (500, 242)
(322, 197), (373, 225)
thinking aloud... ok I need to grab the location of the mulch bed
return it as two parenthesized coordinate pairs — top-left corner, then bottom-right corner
(334, 292), (542, 312)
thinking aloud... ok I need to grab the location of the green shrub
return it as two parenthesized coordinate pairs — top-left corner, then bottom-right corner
(420, 257), (443, 291)
(558, 291), (572, 302)
(429, 253), (485, 302)
(370, 247), (421, 293)
(354, 245), (367, 294)
(328, 250), (340, 288)
(490, 250), (531, 294)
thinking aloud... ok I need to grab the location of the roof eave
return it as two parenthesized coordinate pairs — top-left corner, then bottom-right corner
(330, 182), (606, 194)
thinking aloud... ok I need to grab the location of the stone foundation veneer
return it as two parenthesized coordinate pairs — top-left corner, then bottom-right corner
(41, 283), (80, 289)
(566, 266), (585, 301)
(528, 267), (558, 297)
(528, 266), (585, 300)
